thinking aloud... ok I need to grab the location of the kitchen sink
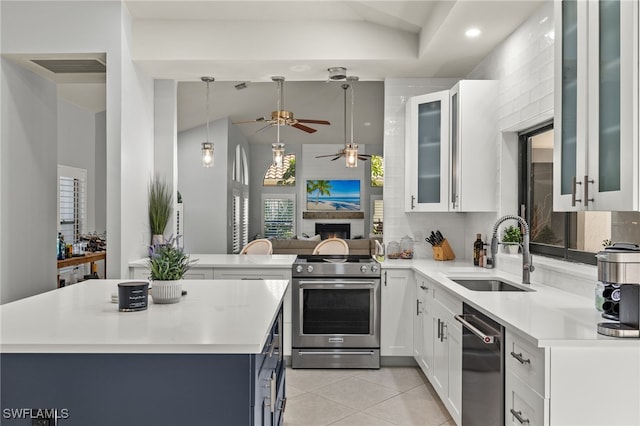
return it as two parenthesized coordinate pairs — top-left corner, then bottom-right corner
(450, 278), (533, 292)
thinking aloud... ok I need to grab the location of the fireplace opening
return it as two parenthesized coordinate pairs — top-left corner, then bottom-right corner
(315, 223), (351, 240)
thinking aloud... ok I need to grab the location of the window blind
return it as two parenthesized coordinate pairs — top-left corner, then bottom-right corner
(58, 166), (87, 244)
(242, 195), (249, 249)
(373, 199), (384, 222)
(263, 198), (295, 239)
(232, 195), (241, 254)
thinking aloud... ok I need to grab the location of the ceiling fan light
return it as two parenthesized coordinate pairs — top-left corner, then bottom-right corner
(202, 142), (214, 167)
(272, 143), (285, 167)
(328, 67), (347, 80)
(345, 143), (358, 168)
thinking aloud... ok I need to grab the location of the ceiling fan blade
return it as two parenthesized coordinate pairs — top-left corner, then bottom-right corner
(296, 119), (330, 125)
(358, 156), (371, 161)
(291, 123), (317, 133)
(315, 153), (341, 158)
(232, 116), (267, 124)
(330, 155), (342, 161)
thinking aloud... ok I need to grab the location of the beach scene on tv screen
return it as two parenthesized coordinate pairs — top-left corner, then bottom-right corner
(306, 180), (360, 211)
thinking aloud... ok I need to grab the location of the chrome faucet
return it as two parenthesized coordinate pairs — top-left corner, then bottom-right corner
(489, 215), (535, 284)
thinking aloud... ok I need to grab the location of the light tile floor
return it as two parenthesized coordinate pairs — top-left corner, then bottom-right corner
(283, 367), (455, 426)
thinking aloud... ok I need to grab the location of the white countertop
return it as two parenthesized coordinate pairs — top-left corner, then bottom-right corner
(128, 254), (297, 268)
(381, 258), (640, 348)
(0, 279), (288, 354)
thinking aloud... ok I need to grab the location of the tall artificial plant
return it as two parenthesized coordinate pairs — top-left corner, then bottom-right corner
(148, 175), (173, 239)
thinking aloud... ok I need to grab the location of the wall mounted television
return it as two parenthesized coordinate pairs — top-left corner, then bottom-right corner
(306, 179), (361, 211)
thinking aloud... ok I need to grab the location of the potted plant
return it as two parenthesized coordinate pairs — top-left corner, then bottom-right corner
(502, 225), (522, 254)
(148, 175), (172, 245)
(147, 235), (192, 304)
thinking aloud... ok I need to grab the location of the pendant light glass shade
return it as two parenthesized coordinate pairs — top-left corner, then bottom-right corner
(201, 142), (214, 167)
(272, 143), (285, 167)
(201, 76), (215, 168)
(345, 143), (358, 168)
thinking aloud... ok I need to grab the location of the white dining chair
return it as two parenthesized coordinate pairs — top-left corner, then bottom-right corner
(240, 239), (273, 255)
(312, 238), (349, 255)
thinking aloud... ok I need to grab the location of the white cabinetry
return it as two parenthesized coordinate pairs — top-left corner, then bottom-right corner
(405, 80), (497, 212)
(381, 269), (414, 356)
(413, 273), (461, 425)
(554, 0), (638, 211)
(413, 273), (434, 376)
(129, 265), (214, 280)
(505, 329), (549, 426)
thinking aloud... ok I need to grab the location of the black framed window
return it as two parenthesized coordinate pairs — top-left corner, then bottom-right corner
(518, 122), (597, 264)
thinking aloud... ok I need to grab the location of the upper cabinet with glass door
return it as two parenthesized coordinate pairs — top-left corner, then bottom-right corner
(405, 81), (497, 212)
(405, 90), (450, 212)
(554, 0), (638, 211)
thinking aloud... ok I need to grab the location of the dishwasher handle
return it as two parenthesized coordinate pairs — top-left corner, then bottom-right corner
(455, 314), (499, 344)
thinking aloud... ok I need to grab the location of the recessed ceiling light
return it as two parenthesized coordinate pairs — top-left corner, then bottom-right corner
(465, 28), (481, 38)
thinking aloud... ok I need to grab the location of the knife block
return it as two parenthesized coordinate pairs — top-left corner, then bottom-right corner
(433, 239), (456, 261)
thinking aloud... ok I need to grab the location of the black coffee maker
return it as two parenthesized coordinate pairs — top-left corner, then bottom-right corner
(596, 243), (640, 338)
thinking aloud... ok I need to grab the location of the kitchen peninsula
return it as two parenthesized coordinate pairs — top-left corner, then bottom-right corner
(0, 279), (287, 426)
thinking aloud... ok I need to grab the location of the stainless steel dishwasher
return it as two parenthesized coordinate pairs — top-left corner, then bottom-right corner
(455, 303), (504, 426)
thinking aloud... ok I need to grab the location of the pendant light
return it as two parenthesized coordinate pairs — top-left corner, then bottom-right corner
(344, 76), (359, 168)
(201, 76), (215, 167)
(272, 76), (286, 166)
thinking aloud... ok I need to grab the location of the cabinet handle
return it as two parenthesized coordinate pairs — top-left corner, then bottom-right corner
(416, 299), (421, 316)
(510, 351), (531, 365)
(241, 277), (262, 280)
(411, 195), (416, 210)
(584, 175), (594, 207)
(571, 176), (582, 206)
(437, 318), (442, 340)
(420, 285), (429, 290)
(384, 270), (388, 286)
(277, 397), (287, 412)
(441, 322), (447, 341)
(510, 409), (530, 424)
(270, 371), (276, 413)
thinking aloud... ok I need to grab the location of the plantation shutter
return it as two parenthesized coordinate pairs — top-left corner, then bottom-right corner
(58, 165), (87, 244)
(373, 199), (384, 223)
(263, 197), (295, 239)
(232, 194), (241, 253)
(242, 194), (249, 249)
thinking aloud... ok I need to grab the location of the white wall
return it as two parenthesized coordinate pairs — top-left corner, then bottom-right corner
(57, 98), (98, 232)
(94, 111), (107, 233)
(178, 117), (230, 253)
(0, 59), (58, 303)
(1, 1), (154, 301)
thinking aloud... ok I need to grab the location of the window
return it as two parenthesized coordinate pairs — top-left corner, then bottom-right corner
(263, 196), (295, 239)
(58, 165), (86, 244)
(371, 155), (383, 187)
(263, 154), (295, 186)
(519, 123), (640, 264)
(371, 197), (383, 235)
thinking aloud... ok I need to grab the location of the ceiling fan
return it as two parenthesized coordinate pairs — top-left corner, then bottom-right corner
(315, 76), (372, 165)
(233, 76), (330, 134)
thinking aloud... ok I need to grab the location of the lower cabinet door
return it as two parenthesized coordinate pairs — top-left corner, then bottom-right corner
(505, 371), (548, 426)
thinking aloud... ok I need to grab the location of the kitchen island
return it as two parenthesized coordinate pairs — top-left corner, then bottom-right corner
(0, 279), (288, 426)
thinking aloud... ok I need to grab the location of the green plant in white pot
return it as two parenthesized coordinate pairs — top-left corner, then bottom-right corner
(148, 175), (172, 246)
(502, 225), (522, 254)
(147, 236), (193, 304)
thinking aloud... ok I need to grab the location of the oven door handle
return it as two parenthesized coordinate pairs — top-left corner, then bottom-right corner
(297, 280), (378, 289)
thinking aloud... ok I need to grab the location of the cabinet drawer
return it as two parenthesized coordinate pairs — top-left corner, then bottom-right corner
(433, 284), (462, 317)
(505, 330), (546, 397)
(213, 270), (286, 280)
(505, 371), (548, 426)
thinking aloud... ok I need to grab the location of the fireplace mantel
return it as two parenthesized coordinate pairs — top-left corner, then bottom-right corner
(303, 211), (364, 219)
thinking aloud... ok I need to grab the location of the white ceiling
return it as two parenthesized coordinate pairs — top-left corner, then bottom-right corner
(43, 0), (545, 146)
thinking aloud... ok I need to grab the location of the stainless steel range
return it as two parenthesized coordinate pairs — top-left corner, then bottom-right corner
(291, 254), (381, 369)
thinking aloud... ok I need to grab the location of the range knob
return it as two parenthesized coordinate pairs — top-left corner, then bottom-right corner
(371, 265), (379, 273)
(360, 265), (368, 273)
(295, 265), (303, 274)
(307, 265), (314, 273)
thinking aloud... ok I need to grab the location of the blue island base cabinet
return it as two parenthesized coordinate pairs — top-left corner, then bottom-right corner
(1, 352), (285, 426)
